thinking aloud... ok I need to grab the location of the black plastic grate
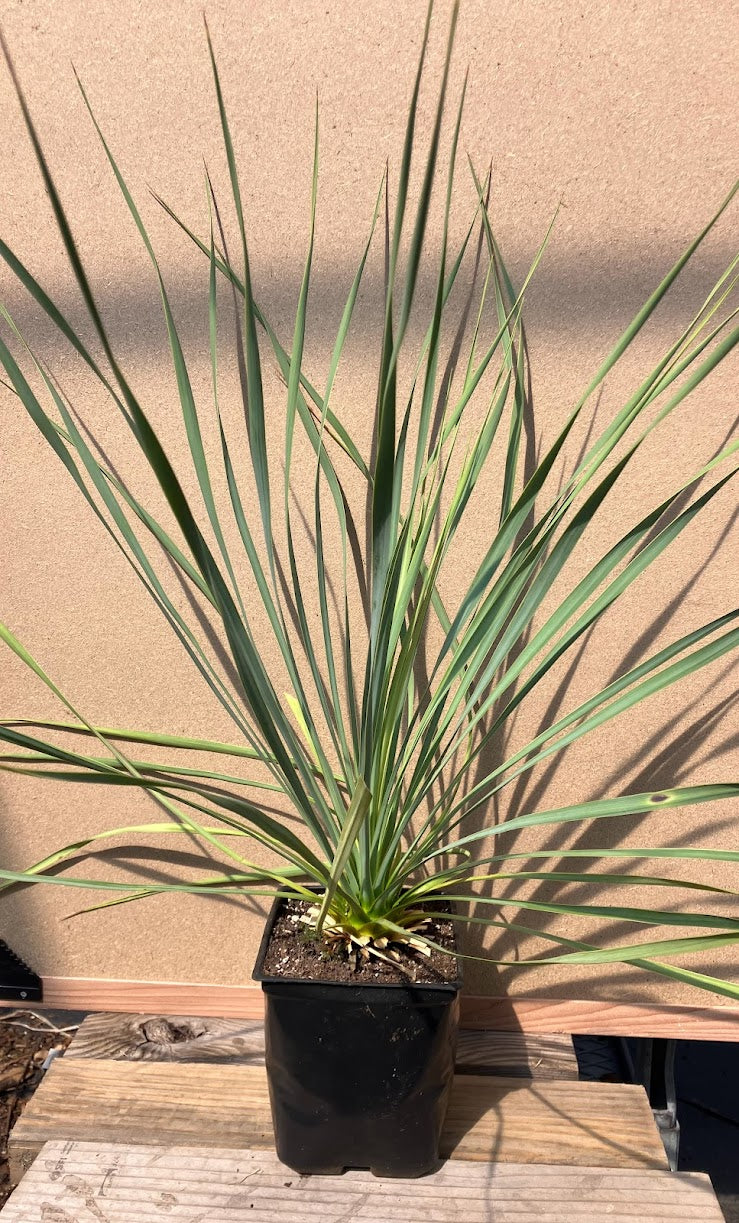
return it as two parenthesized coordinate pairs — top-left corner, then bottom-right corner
(0, 939), (42, 1001)
(572, 1034), (628, 1082)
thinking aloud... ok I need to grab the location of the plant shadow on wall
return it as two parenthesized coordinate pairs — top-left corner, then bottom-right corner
(455, 404), (739, 996)
(0, 0), (738, 1015)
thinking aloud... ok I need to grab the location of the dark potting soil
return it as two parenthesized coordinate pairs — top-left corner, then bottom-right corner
(261, 898), (459, 985)
(0, 1015), (72, 1206)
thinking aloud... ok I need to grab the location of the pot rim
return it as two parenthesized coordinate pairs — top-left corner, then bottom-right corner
(252, 886), (462, 992)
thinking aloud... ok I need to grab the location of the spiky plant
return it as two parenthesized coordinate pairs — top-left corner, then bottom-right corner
(1, 4), (738, 996)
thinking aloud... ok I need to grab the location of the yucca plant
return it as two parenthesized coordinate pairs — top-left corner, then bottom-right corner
(1, 4), (738, 1001)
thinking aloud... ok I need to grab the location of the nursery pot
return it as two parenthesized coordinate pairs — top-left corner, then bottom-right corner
(252, 891), (461, 1177)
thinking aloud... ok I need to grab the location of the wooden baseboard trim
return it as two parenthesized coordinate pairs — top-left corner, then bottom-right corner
(460, 995), (739, 1039)
(36, 977), (265, 1019)
(1, 976), (738, 1039)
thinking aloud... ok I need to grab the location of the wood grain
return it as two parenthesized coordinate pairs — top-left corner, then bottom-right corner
(1, 1141), (723, 1222)
(460, 995), (739, 1040)
(66, 1012), (579, 1078)
(442, 1076), (665, 1166)
(11, 978), (739, 1039)
(66, 1013), (267, 1064)
(7, 1059), (667, 1186)
(456, 1030), (578, 1078)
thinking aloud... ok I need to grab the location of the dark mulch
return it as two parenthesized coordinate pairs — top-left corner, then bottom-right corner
(0, 1014), (73, 1206)
(261, 898), (459, 985)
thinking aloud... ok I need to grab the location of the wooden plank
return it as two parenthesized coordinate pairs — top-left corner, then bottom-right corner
(11, 977), (739, 1040)
(0, 1141), (724, 1222)
(66, 1013), (579, 1079)
(441, 1075), (664, 1166)
(456, 1030), (578, 1078)
(65, 1014), (267, 1064)
(8, 1059), (666, 1186)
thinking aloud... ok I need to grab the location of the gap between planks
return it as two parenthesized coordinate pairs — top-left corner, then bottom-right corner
(0, 1141), (724, 1223)
(8, 1058), (667, 1187)
(65, 1011), (579, 1078)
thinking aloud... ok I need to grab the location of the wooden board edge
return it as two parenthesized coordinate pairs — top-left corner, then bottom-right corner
(2, 977), (738, 1039)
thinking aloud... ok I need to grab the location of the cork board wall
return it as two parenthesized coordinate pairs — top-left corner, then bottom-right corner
(1, 0), (737, 1003)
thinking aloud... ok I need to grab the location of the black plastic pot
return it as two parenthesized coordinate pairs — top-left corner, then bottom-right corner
(252, 892), (461, 1177)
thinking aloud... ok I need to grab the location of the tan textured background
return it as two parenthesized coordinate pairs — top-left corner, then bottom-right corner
(1, 0), (737, 1002)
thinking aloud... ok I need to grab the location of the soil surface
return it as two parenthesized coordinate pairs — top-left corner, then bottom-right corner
(0, 1014), (72, 1206)
(261, 898), (459, 985)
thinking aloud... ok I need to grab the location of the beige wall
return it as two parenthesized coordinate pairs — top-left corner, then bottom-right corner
(1, 0), (737, 1003)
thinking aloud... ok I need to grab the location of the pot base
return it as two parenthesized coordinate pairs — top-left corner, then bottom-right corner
(286, 1163), (440, 1179)
(262, 982), (460, 1177)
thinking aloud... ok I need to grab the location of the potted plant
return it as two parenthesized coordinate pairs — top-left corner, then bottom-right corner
(1, 0), (738, 1178)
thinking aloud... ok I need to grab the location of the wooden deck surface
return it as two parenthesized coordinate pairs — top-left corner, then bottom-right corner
(0, 1141), (725, 1222)
(7, 1058), (667, 1186)
(3, 1011), (724, 1222)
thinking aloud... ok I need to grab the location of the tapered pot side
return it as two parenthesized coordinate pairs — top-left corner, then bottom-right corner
(252, 891), (462, 1177)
